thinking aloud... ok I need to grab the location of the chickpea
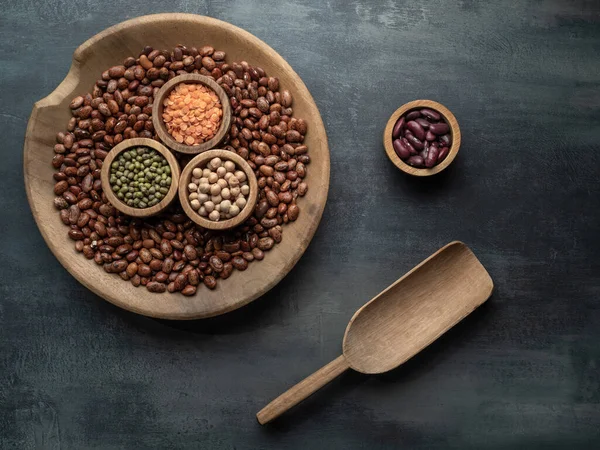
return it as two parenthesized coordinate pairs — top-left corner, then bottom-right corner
(199, 177), (208, 185)
(224, 160), (236, 172)
(220, 200), (231, 213)
(215, 204), (221, 212)
(224, 172), (233, 181)
(204, 201), (215, 213)
(230, 186), (240, 198)
(202, 168), (211, 178)
(229, 176), (240, 187)
(198, 183), (210, 194)
(221, 187), (231, 199)
(211, 195), (222, 204)
(191, 177), (200, 185)
(209, 157), (222, 170)
(188, 182), (198, 192)
(192, 168), (203, 178)
(189, 192), (198, 200)
(199, 206), (207, 217)
(216, 166), (227, 178)
(210, 184), (221, 196)
(190, 199), (200, 210)
(234, 170), (247, 182)
(235, 197), (247, 209)
(209, 210), (220, 221)
(208, 172), (218, 184)
(198, 193), (209, 203)
(240, 184), (250, 196)
(229, 204), (240, 216)
(217, 178), (228, 188)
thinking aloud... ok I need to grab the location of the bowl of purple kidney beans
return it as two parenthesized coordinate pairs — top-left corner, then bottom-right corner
(383, 100), (461, 176)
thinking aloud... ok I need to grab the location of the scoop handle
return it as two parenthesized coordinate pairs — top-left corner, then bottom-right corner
(256, 355), (350, 425)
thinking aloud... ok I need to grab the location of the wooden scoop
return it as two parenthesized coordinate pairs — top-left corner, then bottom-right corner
(257, 241), (493, 425)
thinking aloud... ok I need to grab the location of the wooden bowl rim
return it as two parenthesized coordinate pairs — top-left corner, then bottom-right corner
(178, 149), (258, 230)
(383, 100), (461, 177)
(100, 138), (180, 217)
(23, 13), (330, 319)
(152, 74), (232, 154)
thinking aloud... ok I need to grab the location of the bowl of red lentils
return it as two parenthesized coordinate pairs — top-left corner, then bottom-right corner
(152, 74), (232, 154)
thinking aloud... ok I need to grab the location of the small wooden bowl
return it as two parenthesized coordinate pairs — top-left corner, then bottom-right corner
(179, 149), (258, 230)
(383, 100), (461, 176)
(152, 74), (232, 155)
(100, 138), (180, 217)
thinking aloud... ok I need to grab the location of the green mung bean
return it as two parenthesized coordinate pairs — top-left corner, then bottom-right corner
(109, 146), (171, 208)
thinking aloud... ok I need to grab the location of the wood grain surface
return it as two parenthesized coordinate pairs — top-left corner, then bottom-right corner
(23, 13), (330, 319)
(2, 1), (600, 449)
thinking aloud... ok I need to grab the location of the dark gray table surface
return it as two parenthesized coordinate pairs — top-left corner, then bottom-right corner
(1, 1), (599, 449)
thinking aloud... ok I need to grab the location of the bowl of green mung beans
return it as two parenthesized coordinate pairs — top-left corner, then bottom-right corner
(101, 138), (180, 217)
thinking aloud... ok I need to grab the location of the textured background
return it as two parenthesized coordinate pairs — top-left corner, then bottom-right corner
(1, 1), (600, 449)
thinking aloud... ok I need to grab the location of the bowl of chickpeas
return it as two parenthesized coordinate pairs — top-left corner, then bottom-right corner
(178, 149), (258, 230)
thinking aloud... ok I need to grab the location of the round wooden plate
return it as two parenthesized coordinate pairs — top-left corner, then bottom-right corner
(24, 14), (330, 319)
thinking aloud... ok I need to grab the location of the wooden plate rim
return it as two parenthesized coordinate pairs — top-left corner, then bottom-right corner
(23, 13), (330, 319)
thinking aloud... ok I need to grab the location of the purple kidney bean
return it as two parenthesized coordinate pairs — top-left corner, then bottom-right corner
(439, 134), (452, 146)
(389, 105), (454, 170)
(437, 146), (449, 163)
(405, 132), (424, 150)
(406, 121), (425, 141)
(393, 139), (410, 159)
(392, 117), (405, 139)
(419, 142), (429, 160)
(415, 118), (430, 129)
(407, 155), (424, 167)
(406, 110), (421, 120)
(420, 108), (441, 121)
(429, 122), (449, 135)
(425, 145), (439, 168)
(401, 138), (418, 155)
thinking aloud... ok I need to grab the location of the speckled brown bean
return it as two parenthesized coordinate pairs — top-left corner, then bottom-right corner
(111, 260), (128, 273)
(188, 269), (200, 286)
(251, 248), (264, 260)
(147, 281), (166, 293)
(257, 237), (274, 251)
(130, 274), (141, 287)
(266, 190), (279, 206)
(184, 245), (197, 261)
(209, 255), (224, 273)
(288, 204), (300, 221)
(220, 263), (233, 280)
(162, 257), (174, 274)
(268, 227), (282, 243)
(126, 262), (138, 278)
(139, 248), (152, 264)
(182, 285), (197, 296)
(173, 273), (187, 291)
(138, 264), (151, 277)
(160, 239), (173, 257)
(255, 200), (269, 219)
(203, 276), (217, 289)
(230, 255), (247, 271)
